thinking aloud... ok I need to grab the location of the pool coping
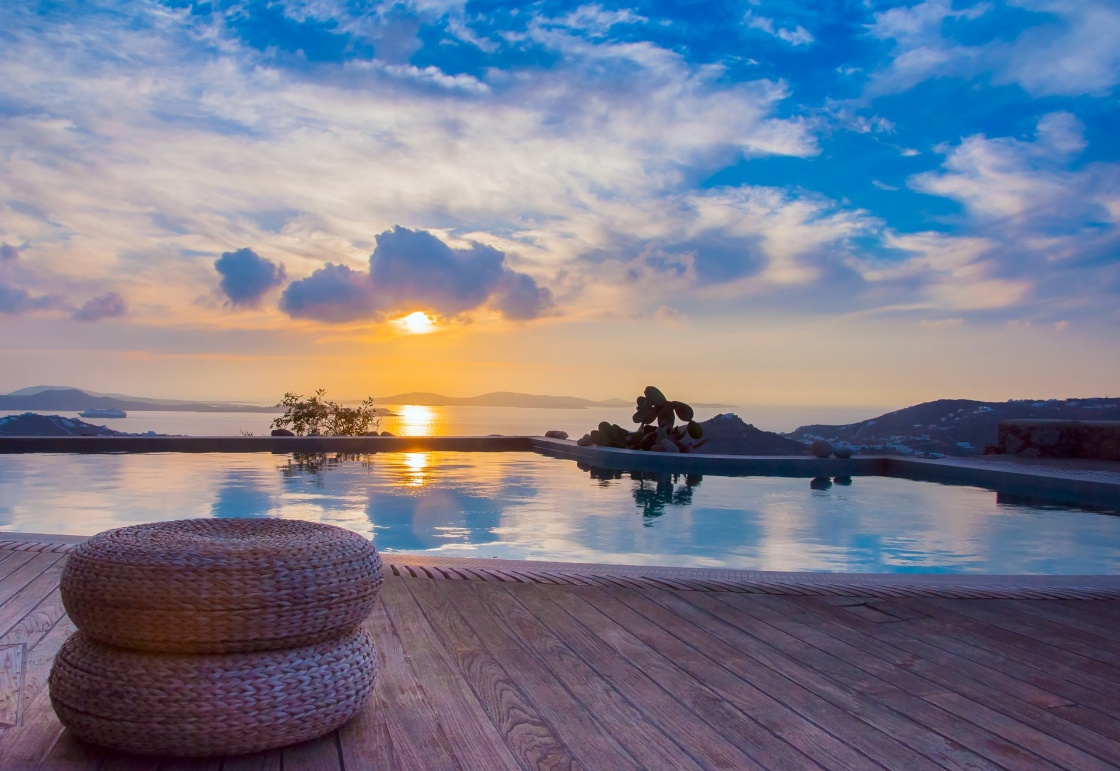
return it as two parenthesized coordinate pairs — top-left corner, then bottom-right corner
(3, 532), (1117, 600)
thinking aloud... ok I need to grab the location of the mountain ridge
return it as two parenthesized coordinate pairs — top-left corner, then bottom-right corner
(1, 386), (732, 412)
(787, 397), (1120, 456)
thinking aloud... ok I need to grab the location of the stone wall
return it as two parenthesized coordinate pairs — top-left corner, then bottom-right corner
(992, 420), (1120, 460)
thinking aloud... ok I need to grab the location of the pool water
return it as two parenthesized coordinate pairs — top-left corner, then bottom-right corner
(1, 452), (1117, 574)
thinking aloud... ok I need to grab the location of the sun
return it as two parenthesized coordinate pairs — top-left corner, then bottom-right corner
(392, 311), (436, 334)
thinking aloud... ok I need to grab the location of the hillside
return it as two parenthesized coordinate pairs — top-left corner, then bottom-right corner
(0, 389), (277, 413)
(694, 414), (810, 456)
(788, 398), (1120, 457)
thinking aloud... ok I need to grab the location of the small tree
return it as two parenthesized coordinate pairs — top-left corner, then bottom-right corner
(272, 390), (382, 436)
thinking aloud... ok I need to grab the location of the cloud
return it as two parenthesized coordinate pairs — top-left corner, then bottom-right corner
(865, 0), (1120, 97)
(0, 282), (67, 314)
(214, 247), (287, 306)
(744, 13), (814, 46)
(72, 291), (127, 322)
(279, 263), (377, 323)
(0, 243), (19, 261)
(279, 226), (552, 322)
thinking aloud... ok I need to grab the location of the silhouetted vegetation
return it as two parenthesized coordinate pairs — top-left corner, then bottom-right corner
(271, 390), (381, 436)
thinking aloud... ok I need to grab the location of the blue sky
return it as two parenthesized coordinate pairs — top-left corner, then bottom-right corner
(0, 0), (1118, 406)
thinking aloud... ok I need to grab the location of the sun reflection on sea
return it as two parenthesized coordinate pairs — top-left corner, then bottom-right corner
(397, 405), (435, 436)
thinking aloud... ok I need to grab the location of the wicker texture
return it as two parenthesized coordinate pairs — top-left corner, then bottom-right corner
(49, 627), (378, 757)
(61, 518), (382, 653)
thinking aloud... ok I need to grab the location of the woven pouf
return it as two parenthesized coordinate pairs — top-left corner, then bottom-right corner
(61, 518), (383, 653)
(49, 627), (378, 757)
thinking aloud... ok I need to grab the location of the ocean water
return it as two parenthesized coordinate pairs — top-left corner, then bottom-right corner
(3, 403), (888, 437)
(1, 451), (1117, 573)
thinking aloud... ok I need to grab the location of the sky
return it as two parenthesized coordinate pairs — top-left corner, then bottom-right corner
(1, 0), (1118, 410)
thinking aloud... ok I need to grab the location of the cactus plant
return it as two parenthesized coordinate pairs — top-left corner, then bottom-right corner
(578, 386), (706, 452)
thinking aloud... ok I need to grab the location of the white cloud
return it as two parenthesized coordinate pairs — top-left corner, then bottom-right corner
(744, 13), (814, 47)
(865, 0), (1120, 97)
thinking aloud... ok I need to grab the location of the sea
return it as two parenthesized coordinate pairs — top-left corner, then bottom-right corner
(7, 403), (889, 437)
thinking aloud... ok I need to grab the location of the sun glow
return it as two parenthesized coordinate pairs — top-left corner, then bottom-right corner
(392, 311), (435, 334)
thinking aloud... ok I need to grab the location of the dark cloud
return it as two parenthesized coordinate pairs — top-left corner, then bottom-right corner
(278, 226), (553, 323)
(492, 270), (555, 320)
(0, 282), (67, 314)
(72, 292), (127, 322)
(214, 247), (286, 306)
(279, 263), (376, 322)
(369, 226), (506, 315)
(0, 243), (18, 261)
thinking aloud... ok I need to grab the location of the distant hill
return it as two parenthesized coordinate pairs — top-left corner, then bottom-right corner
(2, 386), (729, 413)
(788, 398), (1120, 457)
(0, 388), (277, 413)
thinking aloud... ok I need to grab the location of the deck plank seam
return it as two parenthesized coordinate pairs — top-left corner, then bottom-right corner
(380, 564), (1120, 600)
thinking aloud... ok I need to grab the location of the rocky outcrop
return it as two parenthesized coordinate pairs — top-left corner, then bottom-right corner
(0, 413), (157, 437)
(991, 420), (1120, 460)
(693, 414), (811, 456)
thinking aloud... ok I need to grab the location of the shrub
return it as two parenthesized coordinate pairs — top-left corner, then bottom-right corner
(271, 390), (382, 436)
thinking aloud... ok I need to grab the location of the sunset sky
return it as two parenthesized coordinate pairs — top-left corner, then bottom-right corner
(1, 0), (1118, 409)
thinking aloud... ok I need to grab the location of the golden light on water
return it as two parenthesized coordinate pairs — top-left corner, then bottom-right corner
(392, 311), (435, 334)
(402, 452), (429, 487)
(398, 404), (435, 436)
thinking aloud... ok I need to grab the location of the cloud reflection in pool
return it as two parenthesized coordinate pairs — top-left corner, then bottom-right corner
(0, 452), (1117, 573)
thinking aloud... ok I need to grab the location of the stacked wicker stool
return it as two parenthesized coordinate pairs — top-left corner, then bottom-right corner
(49, 518), (383, 757)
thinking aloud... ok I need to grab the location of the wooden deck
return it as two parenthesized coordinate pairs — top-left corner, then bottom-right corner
(1, 542), (1119, 769)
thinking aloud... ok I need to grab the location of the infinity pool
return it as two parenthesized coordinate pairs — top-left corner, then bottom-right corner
(1, 452), (1117, 573)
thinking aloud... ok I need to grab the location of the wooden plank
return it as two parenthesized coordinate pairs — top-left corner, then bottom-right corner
(904, 599), (1120, 709)
(379, 580), (524, 771)
(429, 580), (649, 771)
(925, 692), (1116, 771)
(545, 585), (821, 771)
(0, 553), (39, 594)
(362, 590), (461, 771)
(0, 616), (76, 765)
(921, 599), (1120, 671)
(1004, 600), (1120, 645)
(588, 585), (883, 771)
(656, 590), (1045, 771)
(459, 582), (703, 771)
(158, 757), (222, 770)
(1046, 705), (1120, 743)
(281, 734), (342, 771)
(752, 595), (1076, 710)
(220, 749), (282, 771)
(0, 554), (65, 630)
(393, 579), (574, 771)
(39, 729), (110, 768)
(510, 583), (782, 771)
(336, 682), (396, 771)
(767, 597), (1120, 768)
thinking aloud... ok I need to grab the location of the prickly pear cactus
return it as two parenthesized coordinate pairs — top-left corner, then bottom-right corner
(579, 386), (706, 453)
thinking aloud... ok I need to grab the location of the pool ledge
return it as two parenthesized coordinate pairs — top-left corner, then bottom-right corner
(6, 533), (1118, 600)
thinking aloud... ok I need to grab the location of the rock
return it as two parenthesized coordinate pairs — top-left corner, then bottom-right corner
(833, 445), (853, 459)
(361, 431), (380, 436)
(544, 430), (569, 440)
(833, 476), (853, 486)
(810, 440), (833, 458)
(379, 430), (395, 437)
(576, 434), (593, 446)
(810, 476), (833, 490)
(692, 414), (811, 456)
(270, 428), (295, 437)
